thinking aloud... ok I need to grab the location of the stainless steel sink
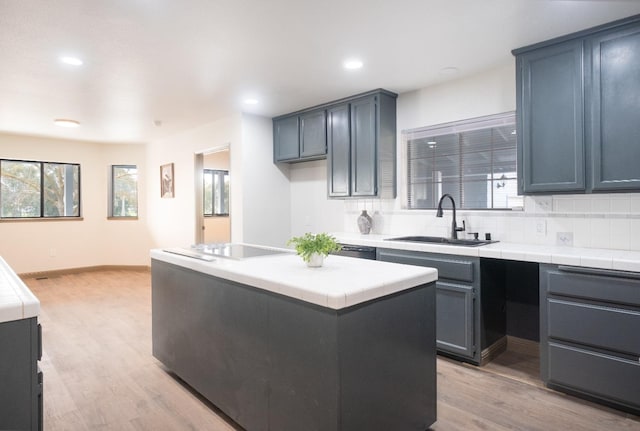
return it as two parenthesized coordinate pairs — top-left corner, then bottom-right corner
(385, 235), (497, 247)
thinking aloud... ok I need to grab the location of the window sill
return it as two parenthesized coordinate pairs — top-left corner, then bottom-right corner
(204, 214), (230, 218)
(0, 217), (84, 223)
(107, 216), (139, 221)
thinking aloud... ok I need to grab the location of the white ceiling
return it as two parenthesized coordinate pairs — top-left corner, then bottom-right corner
(1, 0), (640, 144)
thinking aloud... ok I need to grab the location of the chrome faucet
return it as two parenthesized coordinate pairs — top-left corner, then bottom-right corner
(436, 194), (465, 239)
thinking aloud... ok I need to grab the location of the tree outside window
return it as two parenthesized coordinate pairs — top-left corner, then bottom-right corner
(1, 159), (80, 218)
(203, 169), (229, 216)
(111, 165), (138, 218)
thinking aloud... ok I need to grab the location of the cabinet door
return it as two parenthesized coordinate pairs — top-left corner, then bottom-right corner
(517, 40), (585, 193)
(436, 282), (476, 359)
(300, 110), (327, 158)
(350, 96), (377, 196)
(273, 116), (299, 162)
(327, 104), (351, 197)
(590, 25), (640, 191)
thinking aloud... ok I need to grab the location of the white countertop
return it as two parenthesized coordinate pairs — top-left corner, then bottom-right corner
(150, 246), (437, 310)
(334, 232), (640, 272)
(0, 256), (40, 324)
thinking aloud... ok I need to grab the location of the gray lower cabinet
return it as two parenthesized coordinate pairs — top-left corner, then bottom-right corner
(0, 317), (43, 431)
(377, 248), (506, 365)
(540, 264), (640, 414)
(513, 15), (640, 194)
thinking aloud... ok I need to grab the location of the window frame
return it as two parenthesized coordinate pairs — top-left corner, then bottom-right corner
(402, 112), (519, 211)
(109, 164), (139, 219)
(0, 158), (81, 220)
(203, 169), (229, 217)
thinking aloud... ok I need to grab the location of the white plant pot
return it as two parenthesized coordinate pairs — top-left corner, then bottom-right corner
(306, 253), (324, 268)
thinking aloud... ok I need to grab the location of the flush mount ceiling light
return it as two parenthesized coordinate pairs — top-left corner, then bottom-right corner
(243, 98), (259, 105)
(439, 66), (459, 75)
(54, 119), (80, 128)
(59, 56), (83, 66)
(343, 59), (363, 70)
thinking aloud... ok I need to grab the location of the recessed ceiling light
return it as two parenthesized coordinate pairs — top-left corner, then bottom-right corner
(243, 98), (259, 105)
(54, 119), (80, 128)
(343, 59), (363, 70)
(439, 67), (459, 75)
(60, 56), (83, 66)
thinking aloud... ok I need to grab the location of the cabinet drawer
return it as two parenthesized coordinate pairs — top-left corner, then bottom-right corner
(548, 342), (640, 411)
(546, 267), (640, 306)
(377, 249), (475, 282)
(548, 299), (640, 356)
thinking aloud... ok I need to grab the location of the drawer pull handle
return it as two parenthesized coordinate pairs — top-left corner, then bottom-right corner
(557, 265), (640, 280)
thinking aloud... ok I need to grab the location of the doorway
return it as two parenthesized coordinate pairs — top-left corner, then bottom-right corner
(195, 146), (231, 244)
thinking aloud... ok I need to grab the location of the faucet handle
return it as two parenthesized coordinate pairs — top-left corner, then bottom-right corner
(467, 231), (479, 240)
(455, 220), (466, 232)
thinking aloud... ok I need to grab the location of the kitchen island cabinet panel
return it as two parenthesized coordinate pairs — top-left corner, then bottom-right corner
(152, 258), (436, 431)
(0, 317), (42, 431)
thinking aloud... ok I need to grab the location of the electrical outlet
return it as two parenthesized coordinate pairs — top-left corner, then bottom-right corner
(556, 232), (574, 247)
(535, 220), (547, 236)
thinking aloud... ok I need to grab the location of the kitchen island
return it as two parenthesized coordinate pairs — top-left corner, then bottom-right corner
(151, 246), (438, 431)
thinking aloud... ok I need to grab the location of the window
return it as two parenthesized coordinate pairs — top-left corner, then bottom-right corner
(404, 112), (520, 210)
(203, 169), (229, 216)
(110, 165), (138, 218)
(0, 159), (80, 218)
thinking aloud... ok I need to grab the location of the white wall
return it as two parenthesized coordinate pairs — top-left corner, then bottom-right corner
(0, 133), (151, 273)
(240, 114), (292, 248)
(289, 61), (640, 251)
(146, 114), (242, 249)
(145, 112), (292, 251)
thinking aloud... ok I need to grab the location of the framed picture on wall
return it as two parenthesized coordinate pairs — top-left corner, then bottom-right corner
(160, 163), (174, 198)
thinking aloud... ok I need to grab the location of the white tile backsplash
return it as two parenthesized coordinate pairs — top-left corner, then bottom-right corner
(337, 193), (640, 252)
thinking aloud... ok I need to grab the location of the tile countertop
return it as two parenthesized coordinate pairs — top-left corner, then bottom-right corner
(333, 232), (640, 273)
(150, 246), (437, 310)
(0, 256), (40, 324)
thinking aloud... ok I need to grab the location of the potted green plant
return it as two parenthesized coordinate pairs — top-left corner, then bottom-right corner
(287, 233), (342, 267)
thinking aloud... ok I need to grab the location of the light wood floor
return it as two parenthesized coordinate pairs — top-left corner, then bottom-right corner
(24, 270), (640, 431)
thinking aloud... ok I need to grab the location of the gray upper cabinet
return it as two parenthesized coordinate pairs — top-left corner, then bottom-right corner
(327, 104), (351, 197)
(273, 116), (300, 162)
(516, 40), (585, 194)
(273, 109), (327, 163)
(300, 110), (327, 159)
(272, 89), (396, 197)
(589, 24), (640, 191)
(350, 96), (377, 196)
(327, 90), (397, 199)
(513, 15), (640, 194)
